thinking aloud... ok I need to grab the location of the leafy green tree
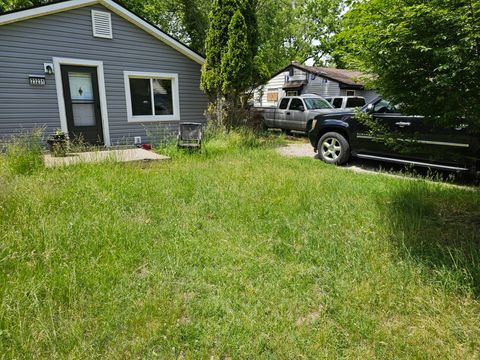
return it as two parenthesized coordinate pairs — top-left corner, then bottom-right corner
(300, 0), (346, 65)
(178, 0), (208, 53)
(221, 9), (253, 98)
(0, 0), (49, 12)
(337, 0), (480, 128)
(200, 0), (238, 98)
(116, 0), (209, 53)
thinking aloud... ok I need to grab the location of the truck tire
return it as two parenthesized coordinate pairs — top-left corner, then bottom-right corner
(317, 132), (350, 165)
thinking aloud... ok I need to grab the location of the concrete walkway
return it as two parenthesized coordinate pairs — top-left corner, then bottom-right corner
(44, 148), (169, 167)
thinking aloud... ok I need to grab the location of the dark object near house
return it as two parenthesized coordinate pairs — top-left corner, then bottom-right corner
(47, 132), (69, 157)
(177, 122), (203, 150)
(307, 97), (480, 177)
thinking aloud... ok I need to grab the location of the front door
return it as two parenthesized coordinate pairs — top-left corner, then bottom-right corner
(61, 65), (103, 145)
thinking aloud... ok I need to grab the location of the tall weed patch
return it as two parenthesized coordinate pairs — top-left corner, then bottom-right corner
(157, 124), (286, 159)
(1, 129), (44, 175)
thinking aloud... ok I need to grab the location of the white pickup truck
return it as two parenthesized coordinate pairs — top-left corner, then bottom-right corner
(255, 94), (336, 133)
(324, 96), (366, 109)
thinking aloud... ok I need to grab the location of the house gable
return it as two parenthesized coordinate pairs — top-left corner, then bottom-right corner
(0, 0), (204, 65)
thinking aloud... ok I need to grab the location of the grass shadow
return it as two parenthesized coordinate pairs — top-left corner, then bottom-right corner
(380, 182), (480, 297)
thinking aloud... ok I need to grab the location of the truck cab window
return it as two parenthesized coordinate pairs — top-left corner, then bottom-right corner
(289, 98), (304, 111)
(346, 97), (366, 108)
(304, 97), (333, 110)
(279, 98), (290, 109)
(332, 98), (343, 108)
(374, 99), (397, 113)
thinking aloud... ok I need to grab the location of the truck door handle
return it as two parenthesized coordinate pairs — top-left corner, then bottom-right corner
(395, 122), (411, 127)
(286, 112), (291, 115)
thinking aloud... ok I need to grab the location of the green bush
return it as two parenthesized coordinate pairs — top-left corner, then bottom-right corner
(1, 129), (44, 175)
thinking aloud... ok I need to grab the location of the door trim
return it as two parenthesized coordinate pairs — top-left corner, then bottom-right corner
(53, 57), (111, 146)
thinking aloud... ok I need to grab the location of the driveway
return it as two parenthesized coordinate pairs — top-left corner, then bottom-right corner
(277, 142), (473, 185)
(276, 143), (315, 158)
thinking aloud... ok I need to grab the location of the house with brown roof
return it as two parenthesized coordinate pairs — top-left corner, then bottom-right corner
(254, 62), (378, 107)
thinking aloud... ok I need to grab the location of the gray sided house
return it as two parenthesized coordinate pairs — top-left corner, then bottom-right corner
(254, 62), (378, 107)
(0, 0), (208, 146)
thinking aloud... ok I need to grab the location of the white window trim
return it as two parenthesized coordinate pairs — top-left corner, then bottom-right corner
(124, 71), (180, 123)
(91, 10), (113, 39)
(53, 57), (111, 146)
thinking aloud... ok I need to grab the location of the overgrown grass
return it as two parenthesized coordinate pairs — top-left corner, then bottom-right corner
(0, 129), (44, 175)
(0, 131), (479, 358)
(157, 126), (286, 159)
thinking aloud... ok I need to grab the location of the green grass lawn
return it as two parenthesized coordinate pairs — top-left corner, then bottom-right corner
(1, 137), (479, 358)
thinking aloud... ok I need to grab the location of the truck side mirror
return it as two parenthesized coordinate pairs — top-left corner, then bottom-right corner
(366, 103), (374, 114)
(298, 105), (305, 112)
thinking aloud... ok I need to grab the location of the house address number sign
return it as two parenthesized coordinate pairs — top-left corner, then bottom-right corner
(29, 75), (46, 86)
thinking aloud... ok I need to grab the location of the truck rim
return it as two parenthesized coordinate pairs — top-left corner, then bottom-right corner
(321, 137), (342, 161)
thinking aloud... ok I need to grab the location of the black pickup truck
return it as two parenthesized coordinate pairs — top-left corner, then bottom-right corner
(307, 97), (480, 176)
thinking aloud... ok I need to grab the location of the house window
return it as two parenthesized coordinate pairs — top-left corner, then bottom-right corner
(346, 90), (356, 96)
(124, 71), (180, 122)
(321, 78), (328, 84)
(286, 90), (298, 96)
(266, 88), (279, 102)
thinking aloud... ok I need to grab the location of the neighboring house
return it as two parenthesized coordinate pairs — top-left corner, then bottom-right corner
(0, 0), (208, 146)
(254, 62), (378, 107)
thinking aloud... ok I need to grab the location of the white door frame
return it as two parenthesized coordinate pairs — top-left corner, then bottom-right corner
(53, 57), (111, 146)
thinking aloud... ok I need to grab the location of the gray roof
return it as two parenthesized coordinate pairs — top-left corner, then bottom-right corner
(295, 64), (366, 87)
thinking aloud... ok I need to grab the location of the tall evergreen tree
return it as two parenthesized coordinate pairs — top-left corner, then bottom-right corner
(221, 9), (253, 98)
(201, 0), (239, 98)
(201, 0), (265, 125)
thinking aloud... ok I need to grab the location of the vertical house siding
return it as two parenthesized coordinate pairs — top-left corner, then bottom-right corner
(0, 4), (207, 144)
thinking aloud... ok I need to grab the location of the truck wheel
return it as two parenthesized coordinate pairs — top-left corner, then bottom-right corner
(317, 132), (350, 165)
